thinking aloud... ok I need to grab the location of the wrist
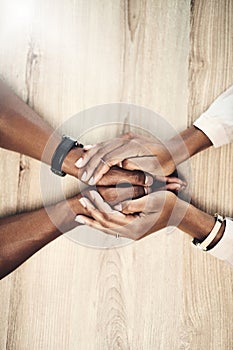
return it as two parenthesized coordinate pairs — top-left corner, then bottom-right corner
(62, 147), (84, 178)
(177, 203), (225, 249)
(166, 126), (212, 167)
(178, 203), (215, 239)
(67, 193), (86, 216)
(45, 194), (85, 233)
(147, 142), (177, 175)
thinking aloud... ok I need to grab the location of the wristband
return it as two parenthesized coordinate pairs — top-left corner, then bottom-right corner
(51, 135), (83, 177)
(192, 213), (225, 251)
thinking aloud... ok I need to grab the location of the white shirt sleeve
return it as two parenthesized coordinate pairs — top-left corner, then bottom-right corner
(193, 85), (233, 266)
(193, 85), (233, 147)
(207, 218), (233, 266)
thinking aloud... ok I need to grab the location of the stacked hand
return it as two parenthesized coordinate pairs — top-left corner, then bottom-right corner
(72, 132), (187, 239)
(74, 190), (178, 240)
(75, 132), (177, 185)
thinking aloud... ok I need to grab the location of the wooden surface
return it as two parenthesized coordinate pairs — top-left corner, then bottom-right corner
(0, 0), (232, 349)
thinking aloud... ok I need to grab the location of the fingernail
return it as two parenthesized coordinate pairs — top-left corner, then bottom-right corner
(79, 197), (95, 209)
(75, 215), (86, 224)
(75, 158), (84, 168)
(79, 198), (87, 208)
(144, 187), (152, 195)
(90, 190), (97, 198)
(83, 144), (96, 150)
(118, 161), (123, 168)
(145, 175), (153, 186)
(89, 190), (103, 203)
(81, 171), (88, 182)
(88, 176), (96, 185)
(114, 203), (122, 211)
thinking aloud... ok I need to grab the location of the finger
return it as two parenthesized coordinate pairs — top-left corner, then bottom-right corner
(115, 191), (167, 214)
(79, 139), (127, 183)
(97, 166), (154, 187)
(86, 190), (130, 226)
(79, 192), (114, 215)
(75, 214), (104, 228)
(75, 144), (102, 168)
(104, 140), (151, 163)
(78, 201), (114, 227)
(84, 190), (131, 226)
(122, 156), (163, 176)
(89, 141), (157, 185)
(76, 215), (127, 238)
(159, 176), (187, 187)
(83, 144), (97, 151)
(153, 183), (183, 192)
(79, 197), (96, 210)
(97, 185), (146, 206)
(75, 214), (122, 236)
(75, 138), (124, 170)
(120, 132), (135, 140)
(115, 197), (148, 214)
(165, 183), (183, 191)
(88, 190), (124, 215)
(152, 176), (187, 191)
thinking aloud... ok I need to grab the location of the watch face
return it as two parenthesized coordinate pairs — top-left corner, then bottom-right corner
(41, 103), (192, 249)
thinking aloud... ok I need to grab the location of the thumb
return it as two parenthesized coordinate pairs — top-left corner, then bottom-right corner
(97, 166), (154, 187)
(115, 191), (167, 214)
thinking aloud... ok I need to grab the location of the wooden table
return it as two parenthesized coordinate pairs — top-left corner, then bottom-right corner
(0, 1), (232, 349)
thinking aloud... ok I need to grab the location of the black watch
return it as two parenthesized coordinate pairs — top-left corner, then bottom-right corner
(51, 135), (83, 177)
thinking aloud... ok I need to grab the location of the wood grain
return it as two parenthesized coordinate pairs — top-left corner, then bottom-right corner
(0, 0), (232, 349)
(184, 1), (233, 350)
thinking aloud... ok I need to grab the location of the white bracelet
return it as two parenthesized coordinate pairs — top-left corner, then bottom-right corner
(192, 213), (225, 251)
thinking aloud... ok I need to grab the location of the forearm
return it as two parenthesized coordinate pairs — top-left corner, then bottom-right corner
(0, 79), (84, 172)
(0, 80), (60, 163)
(166, 125), (213, 167)
(0, 195), (84, 279)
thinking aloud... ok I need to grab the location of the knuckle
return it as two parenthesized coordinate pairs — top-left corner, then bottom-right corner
(122, 159), (130, 168)
(98, 215), (109, 227)
(125, 203), (133, 213)
(130, 139), (139, 148)
(133, 185), (143, 199)
(122, 132), (134, 139)
(122, 208), (130, 214)
(130, 232), (140, 240)
(132, 171), (140, 183)
(95, 147), (105, 159)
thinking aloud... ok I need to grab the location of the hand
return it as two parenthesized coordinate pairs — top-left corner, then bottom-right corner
(63, 146), (186, 188)
(62, 146), (155, 186)
(74, 132), (176, 185)
(74, 190), (179, 240)
(74, 187), (226, 249)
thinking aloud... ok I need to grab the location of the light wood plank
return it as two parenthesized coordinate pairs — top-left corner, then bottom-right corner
(1, 1), (232, 350)
(184, 1), (233, 349)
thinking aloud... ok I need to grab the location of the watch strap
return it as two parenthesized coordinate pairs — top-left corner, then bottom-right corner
(51, 135), (83, 177)
(192, 213), (224, 251)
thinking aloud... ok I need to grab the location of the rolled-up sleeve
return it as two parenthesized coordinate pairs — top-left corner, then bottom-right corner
(193, 85), (233, 147)
(208, 218), (233, 267)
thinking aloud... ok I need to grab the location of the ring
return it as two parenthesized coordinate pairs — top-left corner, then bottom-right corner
(100, 158), (110, 167)
(116, 233), (119, 239)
